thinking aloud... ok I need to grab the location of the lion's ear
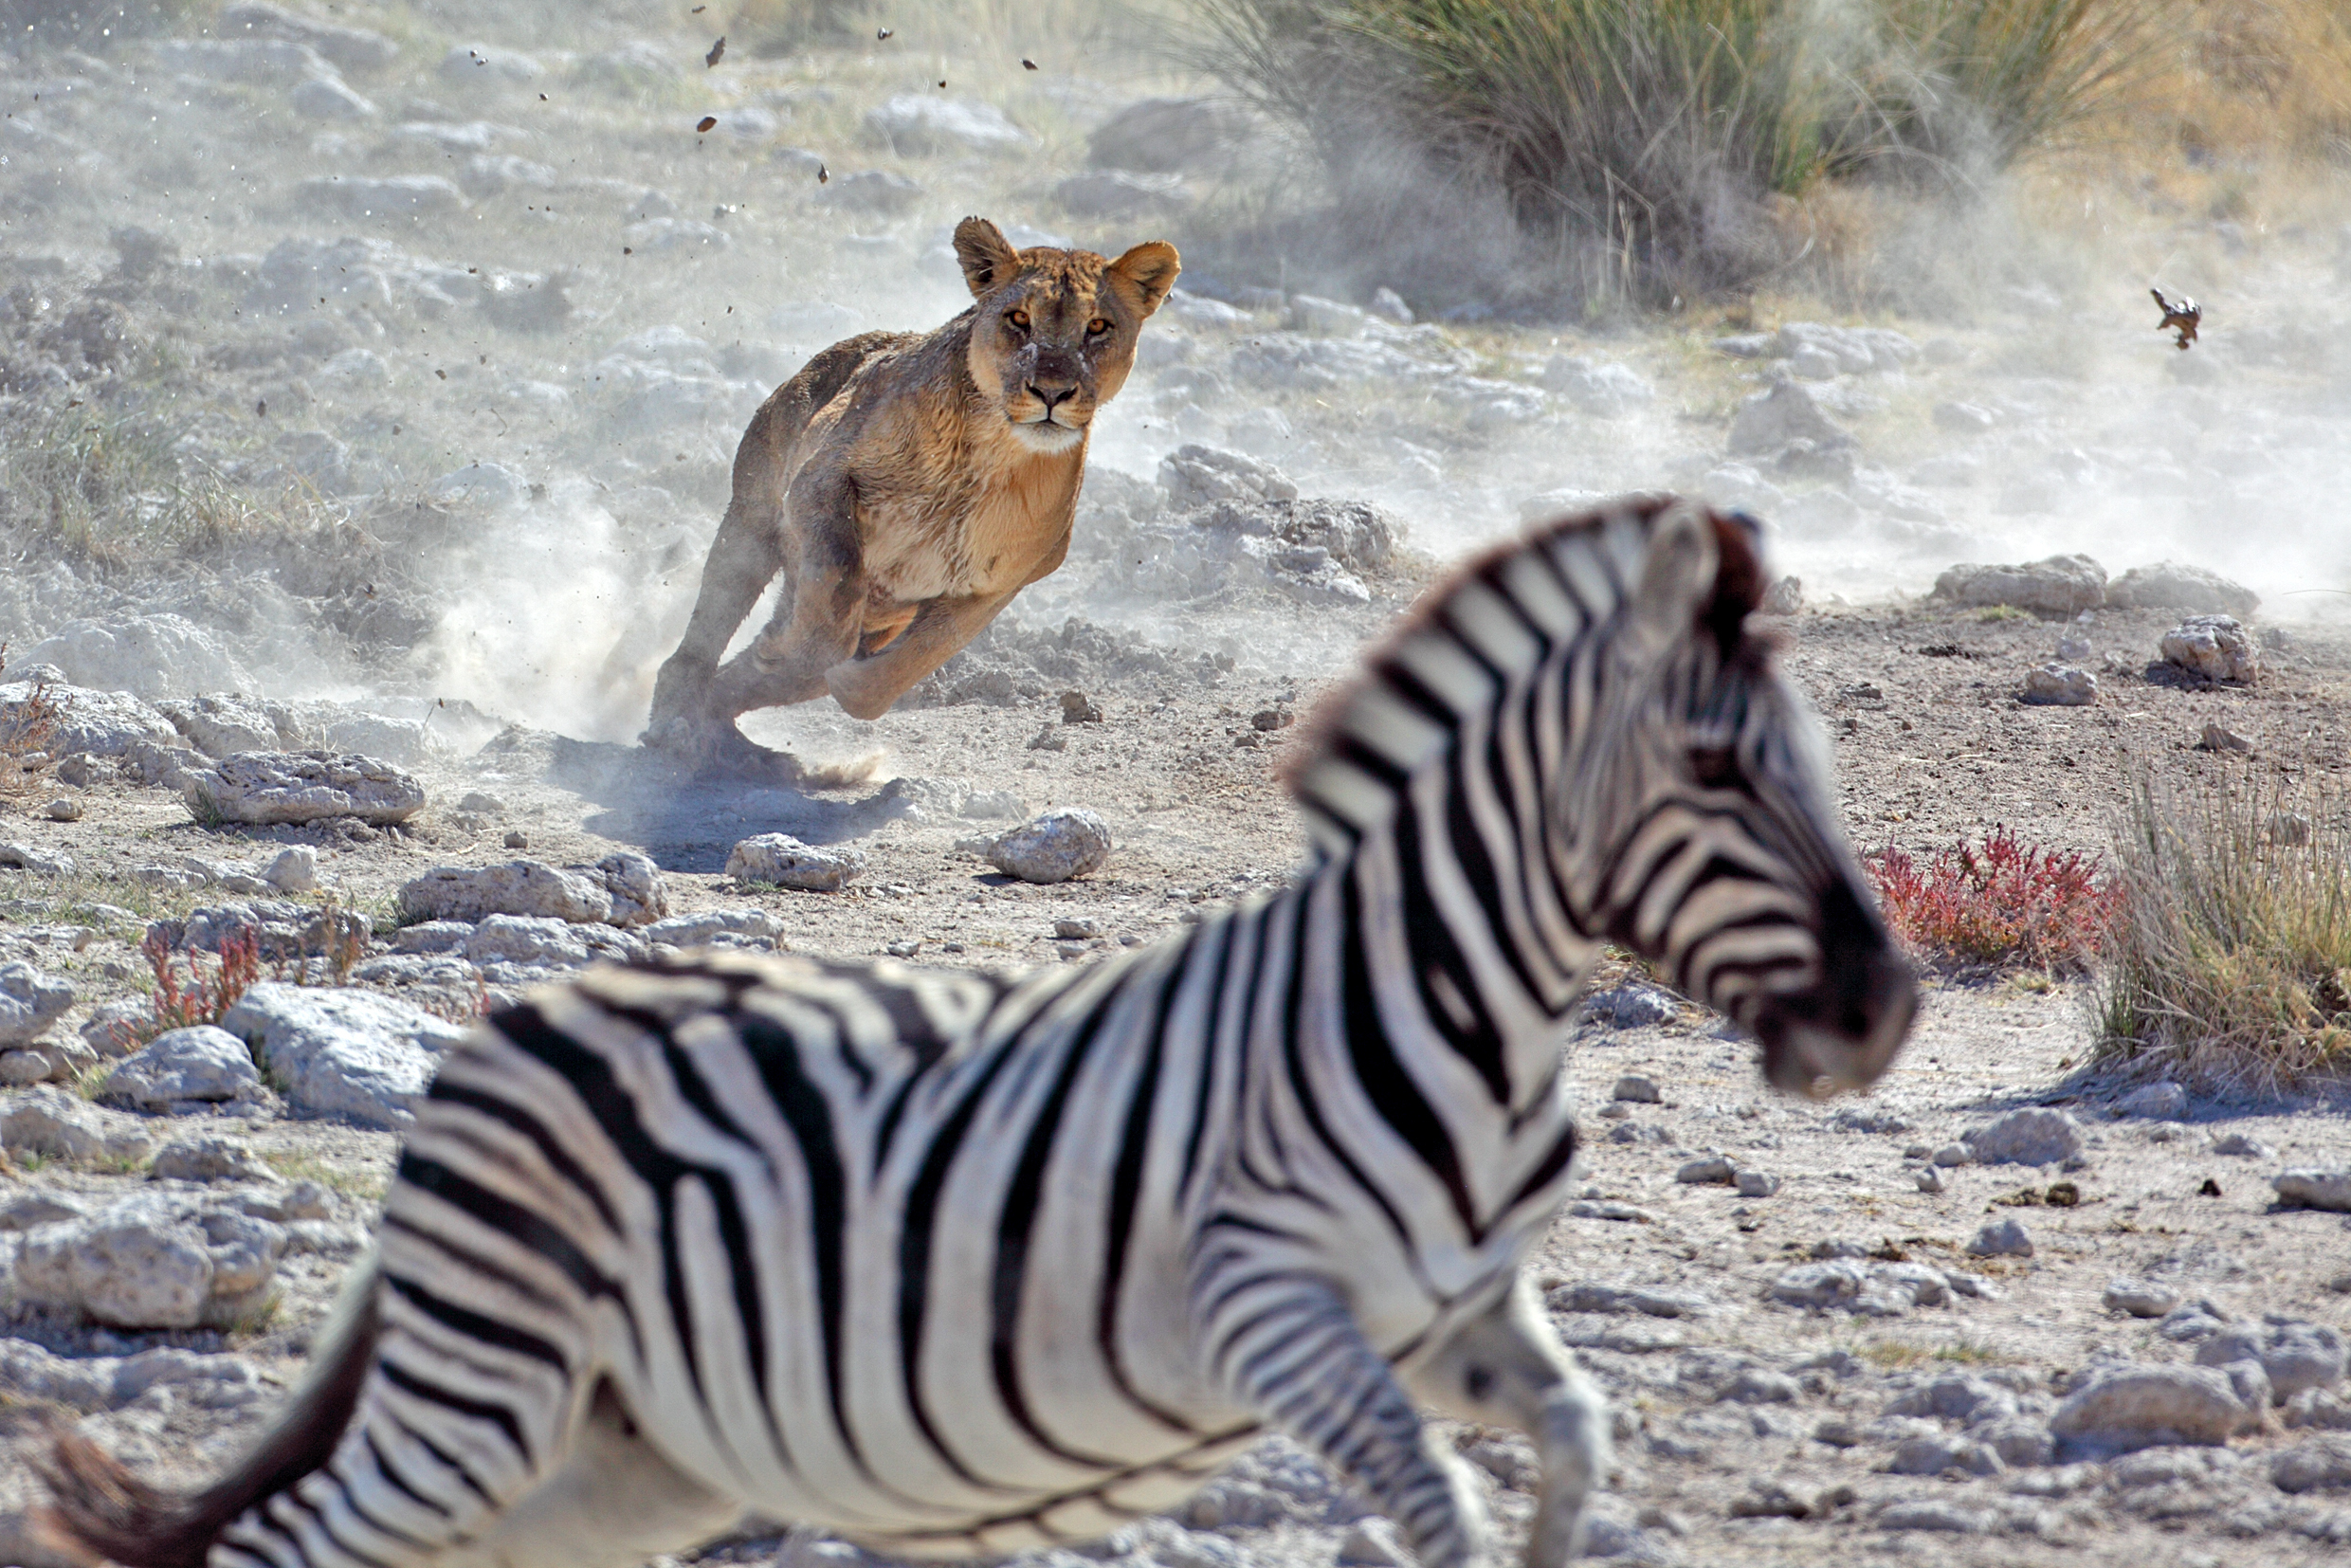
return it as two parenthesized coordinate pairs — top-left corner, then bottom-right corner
(1107, 240), (1180, 318)
(954, 217), (1022, 300)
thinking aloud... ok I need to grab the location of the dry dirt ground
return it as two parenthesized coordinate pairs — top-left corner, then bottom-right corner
(1, 587), (2349, 1568)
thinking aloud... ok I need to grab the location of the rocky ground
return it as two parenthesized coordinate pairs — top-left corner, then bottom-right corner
(2, 4), (2350, 1567)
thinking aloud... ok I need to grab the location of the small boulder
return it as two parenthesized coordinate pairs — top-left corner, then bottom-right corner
(0, 1085), (155, 1165)
(725, 833), (866, 892)
(2050, 1363), (2254, 1451)
(1611, 1073), (1661, 1103)
(1159, 445), (1299, 510)
(185, 751), (425, 825)
(2103, 1279), (2181, 1319)
(150, 1134), (277, 1183)
(397, 860), (611, 924)
(1726, 376), (1851, 458)
(13, 1199), (221, 1328)
(264, 845), (319, 892)
(2106, 562), (2258, 617)
(219, 982), (469, 1129)
(100, 1027), (264, 1108)
(979, 808), (1112, 884)
(2161, 614), (2258, 684)
(2020, 665), (2097, 706)
(2115, 1081), (2188, 1120)
(2196, 1320), (2346, 1402)
(0, 960), (75, 1044)
(2275, 1169), (2351, 1212)
(1736, 1167), (1782, 1198)
(1675, 1154), (1736, 1185)
(1969, 1216), (2033, 1257)
(2271, 1437), (2351, 1494)
(1961, 1107), (2081, 1167)
(1931, 555), (2107, 616)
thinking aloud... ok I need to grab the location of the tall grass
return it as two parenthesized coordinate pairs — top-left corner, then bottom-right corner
(2094, 766), (2351, 1091)
(1182, 0), (2172, 304)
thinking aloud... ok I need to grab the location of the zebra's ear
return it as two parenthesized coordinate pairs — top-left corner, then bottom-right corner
(1629, 501), (1720, 653)
(1702, 510), (1767, 656)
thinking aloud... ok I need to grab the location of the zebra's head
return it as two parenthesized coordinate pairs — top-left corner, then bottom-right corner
(1568, 499), (1916, 1098)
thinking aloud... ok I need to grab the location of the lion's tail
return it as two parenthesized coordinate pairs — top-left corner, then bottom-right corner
(38, 1267), (382, 1568)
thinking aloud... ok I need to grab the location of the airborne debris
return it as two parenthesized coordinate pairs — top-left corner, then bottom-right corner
(877, 27), (893, 40)
(696, 115), (717, 133)
(816, 162), (829, 184)
(1022, 59), (1038, 70)
(2151, 287), (2200, 351)
(254, 398), (266, 417)
(705, 36), (725, 68)
(936, 80), (947, 88)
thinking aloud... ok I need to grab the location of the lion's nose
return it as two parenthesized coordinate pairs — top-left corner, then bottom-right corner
(1028, 379), (1076, 410)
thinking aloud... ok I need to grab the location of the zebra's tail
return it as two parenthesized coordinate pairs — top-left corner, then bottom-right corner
(37, 1263), (383, 1568)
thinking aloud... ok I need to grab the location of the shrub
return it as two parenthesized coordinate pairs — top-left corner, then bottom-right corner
(1183, 0), (2170, 304)
(2094, 768), (2351, 1089)
(1868, 824), (2116, 970)
(0, 667), (61, 802)
(139, 928), (262, 1038)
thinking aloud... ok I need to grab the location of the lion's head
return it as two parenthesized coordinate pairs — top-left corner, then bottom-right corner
(954, 216), (1179, 454)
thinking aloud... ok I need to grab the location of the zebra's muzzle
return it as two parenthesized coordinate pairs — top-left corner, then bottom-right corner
(1750, 878), (1918, 1099)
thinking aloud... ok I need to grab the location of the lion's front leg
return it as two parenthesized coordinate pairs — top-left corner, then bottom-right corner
(823, 586), (1023, 721)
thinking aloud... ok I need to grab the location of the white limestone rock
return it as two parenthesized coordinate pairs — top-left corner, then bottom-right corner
(185, 751), (426, 825)
(219, 982), (469, 1128)
(100, 1026), (265, 1109)
(977, 808), (1113, 884)
(725, 834), (866, 893)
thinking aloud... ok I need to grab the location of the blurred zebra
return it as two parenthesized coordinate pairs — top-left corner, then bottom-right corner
(43, 495), (1914, 1568)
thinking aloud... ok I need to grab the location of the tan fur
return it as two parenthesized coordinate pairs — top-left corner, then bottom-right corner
(644, 217), (1178, 774)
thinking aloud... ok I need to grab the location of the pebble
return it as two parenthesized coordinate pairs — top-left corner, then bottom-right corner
(2103, 1279), (2181, 1318)
(2209, 1130), (2270, 1157)
(1969, 1216), (2034, 1257)
(1675, 1154), (1736, 1185)
(978, 808), (1113, 884)
(1612, 1072), (1661, 1103)
(1932, 1141), (1974, 1167)
(504, 829), (529, 848)
(1053, 918), (1104, 939)
(151, 1134), (278, 1183)
(1735, 1167), (1781, 1197)
(2115, 1080), (2188, 1120)
(42, 796), (81, 821)
(725, 833), (866, 892)
(0, 959), (76, 1045)
(1916, 1165), (1946, 1193)
(263, 844), (318, 892)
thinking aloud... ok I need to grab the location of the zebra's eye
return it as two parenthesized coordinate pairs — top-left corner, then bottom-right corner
(1691, 746), (1739, 786)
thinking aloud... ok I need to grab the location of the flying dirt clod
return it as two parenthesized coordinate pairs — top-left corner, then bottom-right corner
(2152, 287), (2200, 351)
(641, 217), (1179, 780)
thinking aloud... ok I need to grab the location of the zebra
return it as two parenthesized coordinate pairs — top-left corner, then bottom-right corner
(43, 495), (1916, 1568)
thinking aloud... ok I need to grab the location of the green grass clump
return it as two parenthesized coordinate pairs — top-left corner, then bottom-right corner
(2094, 767), (2351, 1090)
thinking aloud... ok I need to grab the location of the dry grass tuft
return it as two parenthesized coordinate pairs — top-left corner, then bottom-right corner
(0, 665), (63, 804)
(2093, 766), (2351, 1091)
(1868, 825), (2117, 972)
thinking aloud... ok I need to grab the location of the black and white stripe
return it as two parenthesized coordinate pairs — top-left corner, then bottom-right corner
(46, 495), (1913, 1568)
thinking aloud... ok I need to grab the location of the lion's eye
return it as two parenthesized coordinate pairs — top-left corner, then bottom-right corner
(1007, 309), (1030, 330)
(1086, 318), (1111, 337)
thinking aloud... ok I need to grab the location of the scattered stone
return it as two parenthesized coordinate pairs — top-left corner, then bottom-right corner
(505, 829), (529, 848)
(148, 900), (371, 963)
(1581, 983), (1680, 1029)
(2285, 1390), (2351, 1431)
(978, 808), (1113, 884)
(1612, 1073), (1661, 1103)
(11, 1194), (282, 1328)
(2196, 1320), (2346, 1401)
(1726, 376), (1852, 458)
(1970, 1216), (2034, 1257)
(2275, 1169), (2351, 1212)
(1888, 1433), (2004, 1477)
(1916, 1165), (1946, 1194)
(2021, 665), (2098, 705)
(2196, 720), (2253, 754)
(1053, 918), (1104, 940)
(2209, 1131), (2271, 1157)
(2117, 1080), (2189, 1120)
(185, 751), (426, 825)
(2105, 1279), (2181, 1318)
(1719, 1367), (1800, 1404)
(2271, 1437), (2351, 1494)
(218, 982), (469, 1128)
(100, 1026), (264, 1109)
(2107, 562), (2259, 617)
(1736, 1168), (1782, 1198)
(1875, 1499), (1990, 1533)
(642, 909), (782, 948)
(1962, 1107), (2082, 1167)
(1539, 356), (1653, 416)
(2161, 614), (2259, 684)
(150, 1134), (277, 1183)
(725, 833), (866, 892)
(43, 795), (82, 821)
(0, 680), (179, 757)
(1768, 1260), (1960, 1314)
(17, 616), (255, 702)
(396, 856), (653, 924)
(1931, 555), (2107, 616)
(0, 1085), (155, 1164)
(1545, 1282), (1711, 1319)
(1060, 689), (1104, 724)
(2050, 1363), (2255, 1451)
(1932, 1141), (1974, 1167)
(1759, 575), (1804, 616)
(1159, 444), (1299, 509)
(264, 845), (319, 892)
(1676, 1154), (1736, 1185)
(0, 959), (75, 1044)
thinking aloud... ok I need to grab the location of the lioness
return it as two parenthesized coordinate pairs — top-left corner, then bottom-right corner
(644, 216), (1178, 773)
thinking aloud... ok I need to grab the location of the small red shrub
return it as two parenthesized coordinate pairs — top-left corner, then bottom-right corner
(144, 927), (263, 1032)
(1868, 825), (2117, 971)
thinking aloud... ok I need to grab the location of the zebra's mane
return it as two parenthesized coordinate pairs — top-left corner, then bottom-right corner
(1284, 492), (1766, 838)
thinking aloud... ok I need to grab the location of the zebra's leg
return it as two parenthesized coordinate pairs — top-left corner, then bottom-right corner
(1201, 1276), (1486, 1568)
(434, 1380), (745, 1568)
(1403, 1278), (1608, 1568)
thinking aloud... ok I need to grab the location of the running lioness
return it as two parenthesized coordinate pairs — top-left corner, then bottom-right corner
(643, 216), (1178, 774)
